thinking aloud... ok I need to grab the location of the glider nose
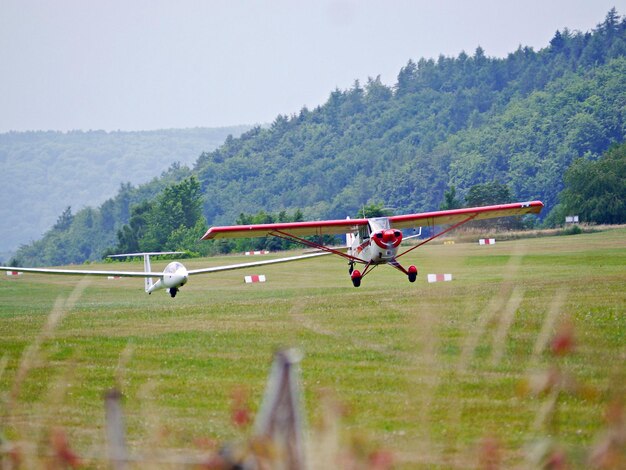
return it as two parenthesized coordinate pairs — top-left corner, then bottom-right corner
(177, 266), (189, 286)
(164, 265), (189, 289)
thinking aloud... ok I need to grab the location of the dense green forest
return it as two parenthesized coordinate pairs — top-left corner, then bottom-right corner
(0, 126), (250, 254)
(10, 9), (626, 267)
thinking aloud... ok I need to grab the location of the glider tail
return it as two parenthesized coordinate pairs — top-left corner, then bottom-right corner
(143, 253), (153, 292)
(107, 251), (185, 294)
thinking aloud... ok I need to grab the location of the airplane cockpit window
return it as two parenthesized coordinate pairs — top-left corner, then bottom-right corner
(164, 262), (184, 273)
(369, 217), (390, 233)
(370, 217), (391, 229)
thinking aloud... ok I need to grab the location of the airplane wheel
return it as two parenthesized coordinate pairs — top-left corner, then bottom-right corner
(408, 265), (418, 283)
(170, 288), (178, 298)
(351, 270), (361, 287)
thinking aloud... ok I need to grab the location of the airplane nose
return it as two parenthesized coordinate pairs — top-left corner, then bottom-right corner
(374, 229), (403, 249)
(382, 229), (403, 245)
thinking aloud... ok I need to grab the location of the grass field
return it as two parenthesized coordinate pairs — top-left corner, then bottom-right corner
(1, 228), (625, 468)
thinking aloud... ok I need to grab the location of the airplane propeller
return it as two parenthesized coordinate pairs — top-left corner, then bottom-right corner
(373, 229), (403, 249)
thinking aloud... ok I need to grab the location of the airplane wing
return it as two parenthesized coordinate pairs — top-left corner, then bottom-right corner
(201, 201), (544, 240)
(388, 201), (544, 229)
(0, 266), (164, 277)
(201, 218), (368, 240)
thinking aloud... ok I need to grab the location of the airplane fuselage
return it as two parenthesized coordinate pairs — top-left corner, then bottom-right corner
(344, 217), (416, 287)
(347, 217), (403, 265)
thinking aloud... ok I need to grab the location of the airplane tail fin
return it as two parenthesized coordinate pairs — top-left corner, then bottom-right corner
(108, 251), (185, 293)
(143, 253), (153, 292)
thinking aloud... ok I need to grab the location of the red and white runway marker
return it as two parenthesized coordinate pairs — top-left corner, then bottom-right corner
(245, 250), (269, 256)
(6, 271), (22, 276)
(479, 238), (496, 245)
(427, 273), (453, 283)
(244, 274), (266, 284)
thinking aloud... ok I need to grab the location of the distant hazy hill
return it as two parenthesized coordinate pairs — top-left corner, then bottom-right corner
(0, 127), (250, 253)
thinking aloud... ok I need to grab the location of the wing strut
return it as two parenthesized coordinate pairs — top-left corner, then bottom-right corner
(358, 261), (376, 278)
(395, 214), (479, 259)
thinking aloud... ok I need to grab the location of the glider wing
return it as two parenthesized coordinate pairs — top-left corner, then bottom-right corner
(0, 266), (163, 277)
(187, 251), (330, 275)
(0, 252), (186, 278)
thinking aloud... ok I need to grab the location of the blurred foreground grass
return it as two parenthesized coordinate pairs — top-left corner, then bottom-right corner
(1, 228), (624, 468)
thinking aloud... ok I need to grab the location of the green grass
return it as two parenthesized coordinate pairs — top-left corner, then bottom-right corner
(1, 228), (625, 468)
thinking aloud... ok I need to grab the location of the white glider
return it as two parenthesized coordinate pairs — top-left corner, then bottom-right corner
(0, 251), (328, 297)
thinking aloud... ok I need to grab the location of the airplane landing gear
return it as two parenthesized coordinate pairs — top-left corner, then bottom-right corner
(351, 270), (362, 287)
(348, 261), (354, 275)
(408, 265), (418, 283)
(169, 287), (178, 298)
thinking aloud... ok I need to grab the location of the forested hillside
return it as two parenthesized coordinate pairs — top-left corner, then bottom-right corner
(11, 9), (626, 267)
(195, 10), (626, 224)
(0, 126), (249, 254)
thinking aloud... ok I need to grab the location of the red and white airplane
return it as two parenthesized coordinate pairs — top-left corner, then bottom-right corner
(202, 201), (544, 287)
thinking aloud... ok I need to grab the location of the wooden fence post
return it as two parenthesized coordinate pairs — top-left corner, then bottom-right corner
(104, 389), (128, 470)
(254, 348), (307, 469)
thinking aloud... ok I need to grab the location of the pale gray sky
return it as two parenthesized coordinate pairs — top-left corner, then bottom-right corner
(1, 0), (624, 132)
